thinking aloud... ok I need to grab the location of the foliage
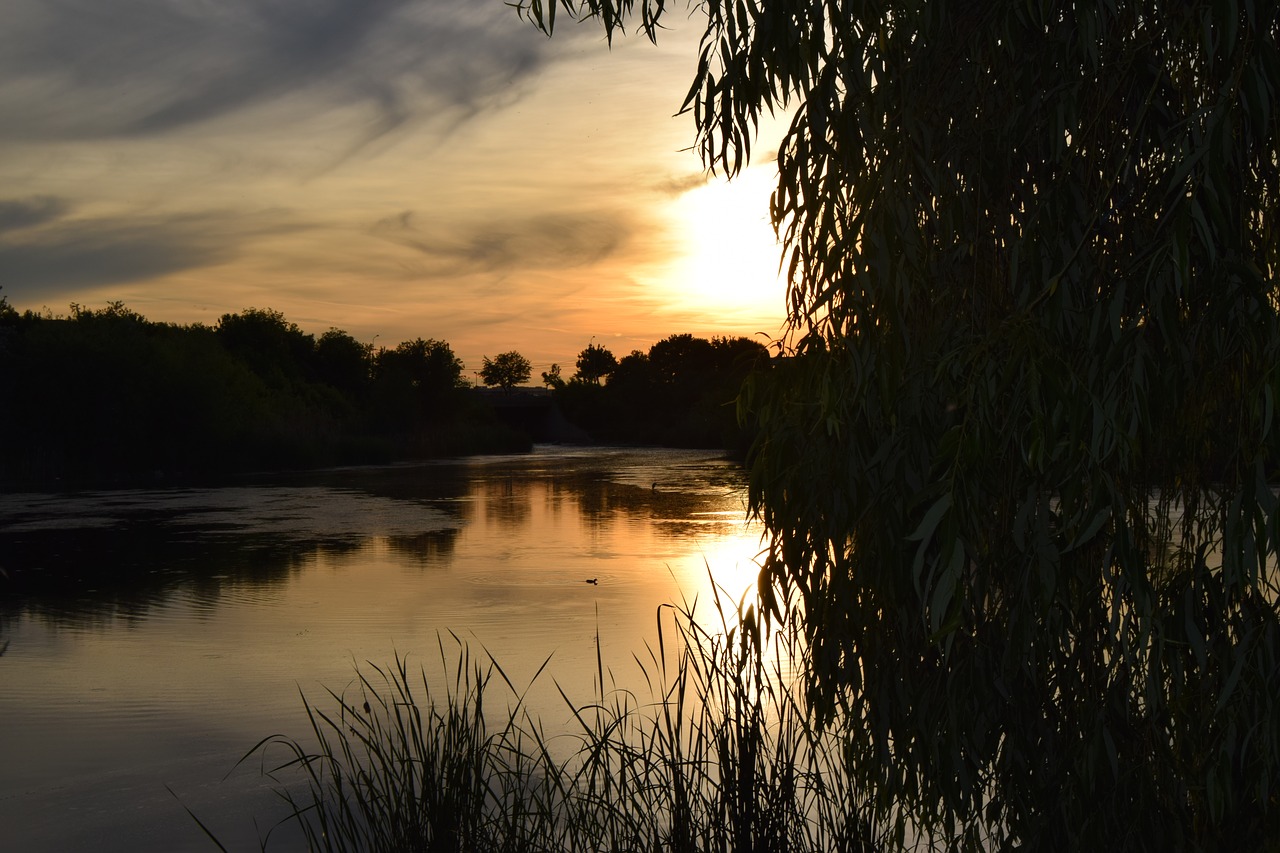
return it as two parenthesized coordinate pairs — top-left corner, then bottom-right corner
(314, 328), (371, 398)
(524, 1), (1280, 850)
(372, 337), (467, 427)
(0, 287), (14, 318)
(215, 307), (316, 388)
(480, 350), (533, 391)
(648, 334), (714, 386)
(0, 288), (15, 360)
(573, 342), (618, 384)
(245, 597), (879, 852)
(541, 362), (566, 389)
(555, 334), (769, 451)
(0, 305), (520, 486)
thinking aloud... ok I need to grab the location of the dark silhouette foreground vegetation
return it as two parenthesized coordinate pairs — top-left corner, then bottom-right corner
(520, 0), (1280, 850)
(236, 596), (879, 853)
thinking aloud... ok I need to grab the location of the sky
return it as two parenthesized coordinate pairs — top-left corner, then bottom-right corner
(0, 0), (792, 377)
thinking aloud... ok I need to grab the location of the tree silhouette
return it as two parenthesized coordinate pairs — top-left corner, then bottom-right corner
(552, 335), (768, 450)
(215, 307), (315, 387)
(525, 1), (1280, 848)
(540, 363), (565, 390)
(0, 305), (529, 485)
(376, 338), (464, 399)
(314, 328), (370, 398)
(480, 351), (532, 391)
(573, 342), (617, 384)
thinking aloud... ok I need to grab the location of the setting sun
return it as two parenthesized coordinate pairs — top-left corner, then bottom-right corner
(666, 166), (789, 326)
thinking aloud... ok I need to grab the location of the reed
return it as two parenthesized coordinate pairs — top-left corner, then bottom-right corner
(245, 592), (881, 852)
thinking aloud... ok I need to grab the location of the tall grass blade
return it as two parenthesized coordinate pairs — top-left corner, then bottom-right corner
(245, 599), (883, 852)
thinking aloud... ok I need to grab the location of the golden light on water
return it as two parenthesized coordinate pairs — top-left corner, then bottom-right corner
(695, 523), (767, 602)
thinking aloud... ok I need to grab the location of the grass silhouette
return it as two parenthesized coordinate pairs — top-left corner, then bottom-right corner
(238, 585), (880, 852)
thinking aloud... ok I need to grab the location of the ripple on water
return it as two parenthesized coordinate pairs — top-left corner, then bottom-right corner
(1, 486), (459, 540)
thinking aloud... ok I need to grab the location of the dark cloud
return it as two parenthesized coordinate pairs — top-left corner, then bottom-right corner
(656, 172), (709, 196)
(0, 0), (558, 142)
(372, 208), (631, 276)
(0, 210), (300, 303)
(0, 197), (70, 233)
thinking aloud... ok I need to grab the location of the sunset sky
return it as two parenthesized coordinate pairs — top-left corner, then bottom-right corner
(0, 0), (792, 377)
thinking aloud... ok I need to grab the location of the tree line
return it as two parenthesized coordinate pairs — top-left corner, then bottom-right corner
(0, 301), (522, 486)
(0, 298), (771, 487)
(544, 334), (771, 453)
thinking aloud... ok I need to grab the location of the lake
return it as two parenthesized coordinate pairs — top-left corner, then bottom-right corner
(0, 446), (766, 851)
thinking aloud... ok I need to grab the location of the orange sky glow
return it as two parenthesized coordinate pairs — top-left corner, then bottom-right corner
(0, 2), (793, 376)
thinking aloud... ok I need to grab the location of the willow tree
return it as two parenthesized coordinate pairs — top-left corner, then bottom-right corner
(522, 2), (1280, 849)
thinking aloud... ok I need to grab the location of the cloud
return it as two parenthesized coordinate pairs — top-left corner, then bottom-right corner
(0, 196), (70, 233)
(371, 208), (631, 277)
(0, 208), (305, 303)
(655, 172), (710, 196)
(0, 0), (558, 144)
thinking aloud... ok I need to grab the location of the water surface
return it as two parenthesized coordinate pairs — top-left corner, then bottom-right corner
(0, 446), (764, 851)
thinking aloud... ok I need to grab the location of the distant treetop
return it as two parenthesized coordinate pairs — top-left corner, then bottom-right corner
(480, 351), (532, 391)
(574, 342), (617, 384)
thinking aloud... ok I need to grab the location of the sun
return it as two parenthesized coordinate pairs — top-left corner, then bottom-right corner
(667, 166), (789, 324)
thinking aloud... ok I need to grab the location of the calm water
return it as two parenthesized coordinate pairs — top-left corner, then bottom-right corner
(0, 446), (765, 851)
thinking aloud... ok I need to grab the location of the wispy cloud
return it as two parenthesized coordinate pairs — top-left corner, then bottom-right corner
(0, 207), (305, 301)
(370, 208), (630, 277)
(0, 0), (556, 143)
(655, 172), (710, 196)
(0, 196), (70, 233)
